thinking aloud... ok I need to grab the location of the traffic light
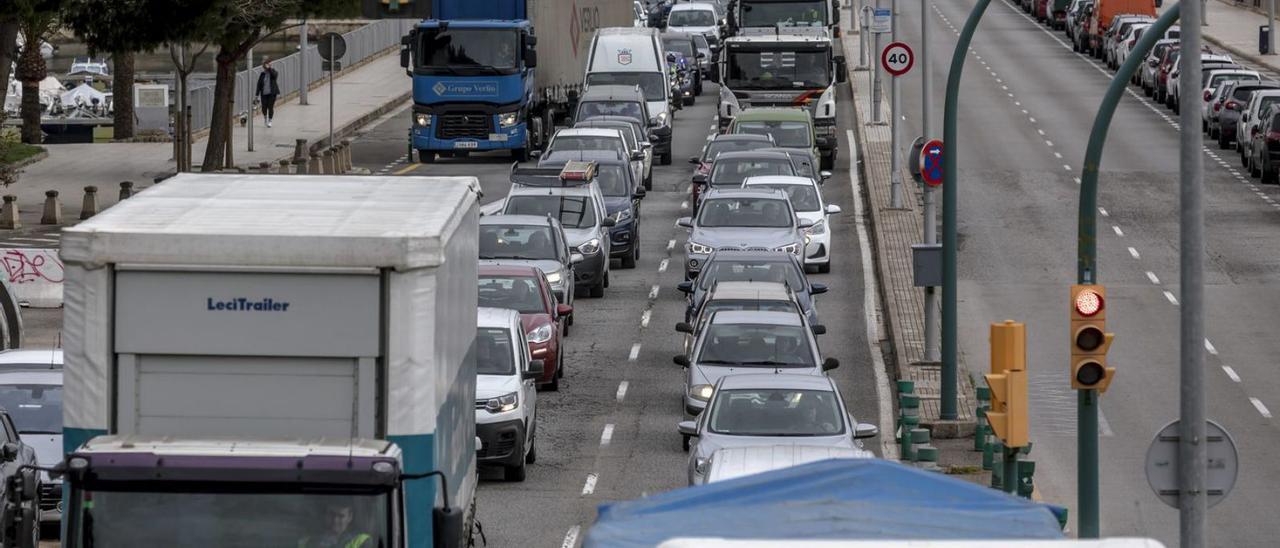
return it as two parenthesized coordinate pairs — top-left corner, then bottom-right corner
(1070, 285), (1115, 392)
(986, 320), (1029, 448)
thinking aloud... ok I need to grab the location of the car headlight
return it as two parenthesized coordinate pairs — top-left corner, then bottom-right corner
(498, 112), (519, 128)
(775, 242), (800, 254)
(657, 111), (669, 126)
(527, 324), (553, 344)
(695, 456), (710, 474)
(807, 218), (827, 235)
(545, 271), (563, 284)
(612, 209), (633, 223)
(689, 384), (714, 401)
(484, 392), (519, 413)
(686, 241), (713, 255)
(578, 238), (601, 255)
(414, 113), (431, 127)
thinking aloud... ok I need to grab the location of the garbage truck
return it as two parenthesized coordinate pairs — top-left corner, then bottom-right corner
(55, 173), (481, 548)
(370, 0), (631, 163)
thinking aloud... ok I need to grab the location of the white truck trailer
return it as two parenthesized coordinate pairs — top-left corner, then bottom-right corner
(57, 173), (480, 548)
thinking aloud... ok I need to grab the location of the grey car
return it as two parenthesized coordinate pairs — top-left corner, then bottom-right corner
(479, 215), (582, 311)
(673, 309), (836, 423)
(679, 188), (812, 279)
(679, 374), (878, 485)
(503, 184), (616, 298)
(0, 368), (62, 523)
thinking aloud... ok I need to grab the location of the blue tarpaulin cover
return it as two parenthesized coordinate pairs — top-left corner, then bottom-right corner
(584, 458), (1065, 547)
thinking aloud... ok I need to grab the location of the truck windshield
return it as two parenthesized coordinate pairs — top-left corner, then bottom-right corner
(0, 383), (62, 434)
(726, 49), (831, 89)
(734, 121), (812, 148)
(586, 72), (667, 102)
(70, 490), (389, 546)
(417, 28), (520, 73)
(739, 0), (828, 27)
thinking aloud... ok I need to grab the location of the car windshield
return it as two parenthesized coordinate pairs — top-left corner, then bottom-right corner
(704, 140), (771, 162)
(710, 158), (795, 186)
(739, 0), (827, 27)
(479, 225), (558, 261)
(0, 384), (61, 434)
(549, 135), (623, 154)
(579, 101), (645, 121)
(696, 323), (815, 367)
(663, 38), (695, 57)
(699, 260), (804, 290)
(417, 28), (519, 72)
(505, 196), (597, 229)
(479, 276), (546, 314)
(698, 197), (793, 228)
(477, 327), (517, 375)
(708, 388), (844, 436)
(596, 165), (632, 196)
(72, 491), (390, 545)
(669, 9), (717, 26)
(726, 49), (831, 89)
(734, 121), (812, 148)
(753, 183), (820, 211)
(587, 72), (667, 102)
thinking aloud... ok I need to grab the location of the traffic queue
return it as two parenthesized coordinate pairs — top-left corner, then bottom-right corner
(469, 0), (875, 487)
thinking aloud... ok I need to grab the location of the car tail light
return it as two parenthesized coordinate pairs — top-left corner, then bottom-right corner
(1214, 103), (1222, 113)
(1204, 90), (1213, 102)
(1129, 38), (1137, 48)
(1268, 131), (1280, 142)
(1226, 101), (1240, 110)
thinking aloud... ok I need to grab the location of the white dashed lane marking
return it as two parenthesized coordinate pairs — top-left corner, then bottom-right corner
(600, 424), (614, 446)
(582, 473), (598, 495)
(1128, 247), (1140, 259)
(616, 381), (629, 402)
(628, 343), (641, 361)
(1251, 398), (1273, 419)
(1164, 291), (1179, 305)
(1146, 271), (1161, 285)
(1222, 366), (1241, 383)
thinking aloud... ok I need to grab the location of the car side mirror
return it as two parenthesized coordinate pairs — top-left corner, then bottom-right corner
(530, 149), (542, 158)
(822, 357), (839, 371)
(810, 283), (828, 295)
(677, 281), (694, 294)
(678, 420), (699, 437)
(797, 218), (816, 229)
(676, 322), (694, 333)
(811, 324), (827, 335)
(556, 303), (573, 318)
(633, 188), (647, 199)
(631, 150), (645, 161)
(601, 217), (617, 227)
(677, 216), (694, 228)
(854, 423), (879, 439)
(673, 355), (690, 367)
(819, 170), (832, 181)
(649, 116), (661, 127)
(649, 132), (660, 141)
(0, 442), (17, 463)
(689, 156), (700, 164)
(523, 359), (545, 380)
(692, 174), (707, 185)
(524, 48), (538, 68)
(570, 253), (585, 264)
(696, 52), (707, 59)
(825, 204), (842, 215)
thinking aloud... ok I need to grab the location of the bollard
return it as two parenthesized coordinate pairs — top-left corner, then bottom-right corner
(80, 186), (99, 220)
(258, 161), (272, 174)
(896, 379), (915, 394)
(341, 139), (353, 172)
(914, 445), (939, 470)
(0, 196), (19, 230)
(118, 181), (134, 201)
(899, 413), (919, 461)
(333, 144), (346, 174)
(908, 428), (931, 464)
(308, 152), (321, 174)
(974, 407), (989, 452)
(322, 149), (336, 174)
(294, 139), (308, 163)
(990, 441), (1004, 490)
(278, 159), (292, 174)
(296, 156), (309, 174)
(1016, 459), (1036, 498)
(40, 191), (62, 225)
(982, 431), (995, 471)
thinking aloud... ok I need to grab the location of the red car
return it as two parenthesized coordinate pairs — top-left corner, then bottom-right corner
(479, 264), (572, 390)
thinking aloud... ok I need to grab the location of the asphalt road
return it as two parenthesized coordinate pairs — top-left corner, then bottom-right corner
(349, 81), (883, 546)
(886, 0), (1280, 543)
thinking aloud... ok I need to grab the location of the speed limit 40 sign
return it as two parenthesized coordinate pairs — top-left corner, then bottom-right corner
(881, 42), (915, 77)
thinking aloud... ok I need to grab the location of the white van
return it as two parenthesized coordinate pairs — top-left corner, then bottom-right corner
(585, 27), (676, 164)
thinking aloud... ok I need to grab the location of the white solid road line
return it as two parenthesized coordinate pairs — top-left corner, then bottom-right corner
(561, 526), (581, 548)
(616, 381), (629, 402)
(1222, 366), (1241, 383)
(1251, 397), (1273, 419)
(628, 343), (641, 361)
(1164, 291), (1179, 305)
(581, 473), (597, 495)
(601, 424), (614, 446)
(846, 129), (899, 461)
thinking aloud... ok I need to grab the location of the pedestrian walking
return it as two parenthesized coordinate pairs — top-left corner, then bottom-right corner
(256, 57), (280, 128)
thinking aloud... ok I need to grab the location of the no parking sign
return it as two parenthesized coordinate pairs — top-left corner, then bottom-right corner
(920, 139), (944, 187)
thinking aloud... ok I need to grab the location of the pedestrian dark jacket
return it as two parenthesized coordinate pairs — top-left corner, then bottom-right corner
(256, 68), (280, 97)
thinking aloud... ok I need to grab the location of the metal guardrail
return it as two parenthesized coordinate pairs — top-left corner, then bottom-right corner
(186, 19), (415, 131)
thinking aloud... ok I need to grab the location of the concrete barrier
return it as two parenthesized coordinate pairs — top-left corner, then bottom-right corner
(278, 159), (292, 174)
(119, 181), (134, 200)
(0, 196), (18, 230)
(40, 191), (62, 225)
(80, 186), (99, 220)
(0, 248), (63, 308)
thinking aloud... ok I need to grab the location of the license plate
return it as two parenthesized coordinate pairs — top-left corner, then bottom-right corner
(454, 141), (478, 149)
(488, 133), (509, 142)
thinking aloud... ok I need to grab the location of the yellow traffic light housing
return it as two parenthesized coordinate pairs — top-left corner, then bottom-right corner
(986, 320), (1029, 448)
(1071, 285), (1115, 392)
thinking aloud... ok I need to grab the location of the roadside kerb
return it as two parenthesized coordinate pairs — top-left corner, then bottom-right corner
(842, 29), (977, 439)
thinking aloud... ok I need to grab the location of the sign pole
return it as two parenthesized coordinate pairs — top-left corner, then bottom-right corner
(872, 0), (883, 124)
(889, 0), (903, 208)
(247, 46), (255, 152)
(921, 0), (937, 361)
(300, 20), (310, 105)
(329, 34), (335, 149)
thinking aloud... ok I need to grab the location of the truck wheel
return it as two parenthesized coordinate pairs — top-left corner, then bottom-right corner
(418, 150), (435, 164)
(504, 459), (527, 482)
(512, 147), (530, 162)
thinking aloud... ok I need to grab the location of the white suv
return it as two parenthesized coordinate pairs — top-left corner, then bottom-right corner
(475, 307), (542, 482)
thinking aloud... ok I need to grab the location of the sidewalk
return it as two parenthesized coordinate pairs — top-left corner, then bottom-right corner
(1165, 0), (1280, 72)
(5, 50), (411, 226)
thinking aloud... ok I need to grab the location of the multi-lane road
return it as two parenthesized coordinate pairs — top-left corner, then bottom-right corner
(350, 81), (884, 545)
(884, 0), (1280, 544)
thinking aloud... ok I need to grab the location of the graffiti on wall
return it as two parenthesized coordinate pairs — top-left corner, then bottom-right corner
(0, 249), (63, 308)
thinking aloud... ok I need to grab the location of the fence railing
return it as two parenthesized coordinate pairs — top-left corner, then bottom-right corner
(186, 19), (415, 132)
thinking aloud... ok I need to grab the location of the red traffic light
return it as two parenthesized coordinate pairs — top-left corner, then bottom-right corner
(1074, 289), (1104, 317)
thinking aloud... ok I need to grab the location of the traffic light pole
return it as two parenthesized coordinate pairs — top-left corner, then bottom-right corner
(1074, 3), (1181, 538)
(941, 0), (992, 421)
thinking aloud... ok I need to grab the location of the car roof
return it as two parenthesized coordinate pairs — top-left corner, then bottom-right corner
(670, 2), (716, 11)
(0, 349), (62, 367)
(711, 134), (774, 143)
(732, 108), (812, 122)
(717, 373), (834, 391)
(575, 119), (639, 134)
(508, 184), (595, 198)
(710, 281), (793, 300)
(480, 214), (560, 227)
(479, 264), (542, 277)
(478, 307), (523, 329)
(707, 249), (795, 262)
(576, 114), (644, 126)
(743, 175), (816, 187)
(540, 149), (625, 164)
(0, 369), (61, 384)
(555, 128), (624, 138)
(702, 187), (788, 200)
(758, 146), (816, 158)
(579, 85), (646, 101)
(714, 150), (794, 161)
(708, 309), (804, 326)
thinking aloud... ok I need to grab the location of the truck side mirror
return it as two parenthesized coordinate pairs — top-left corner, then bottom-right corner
(400, 34), (413, 73)
(524, 48), (538, 69)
